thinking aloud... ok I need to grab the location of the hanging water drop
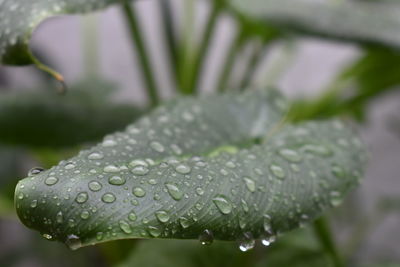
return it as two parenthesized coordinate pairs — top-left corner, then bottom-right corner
(199, 229), (214, 245)
(65, 234), (82, 250)
(239, 232), (255, 252)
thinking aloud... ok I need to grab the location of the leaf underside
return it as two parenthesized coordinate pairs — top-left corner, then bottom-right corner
(14, 90), (366, 249)
(230, 0), (400, 50)
(0, 0), (124, 66)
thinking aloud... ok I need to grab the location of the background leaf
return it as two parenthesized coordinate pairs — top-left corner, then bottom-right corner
(14, 90), (366, 250)
(0, 79), (141, 148)
(229, 0), (400, 50)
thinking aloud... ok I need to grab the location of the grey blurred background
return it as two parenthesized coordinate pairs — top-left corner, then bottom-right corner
(1, 0), (399, 265)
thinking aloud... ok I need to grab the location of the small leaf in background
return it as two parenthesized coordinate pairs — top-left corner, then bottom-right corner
(0, 79), (141, 148)
(0, 0), (129, 80)
(229, 0), (400, 50)
(14, 90), (366, 250)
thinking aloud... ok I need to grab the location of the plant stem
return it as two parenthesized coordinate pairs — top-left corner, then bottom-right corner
(121, 2), (160, 107)
(184, 0), (223, 94)
(177, 0), (195, 94)
(160, 0), (178, 88)
(239, 40), (269, 91)
(216, 28), (245, 92)
(313, 216), (345, 267)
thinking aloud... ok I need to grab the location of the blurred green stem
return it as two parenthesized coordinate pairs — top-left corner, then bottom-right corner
(217, 28), (245, 92)
(186, 0), (223, 94)
(239, 40), (269, 90)
(82, 14), (99, 78)
(313, 216), (344, 267)
(160, 0), (178, 89)
(121, 2), (160, 107)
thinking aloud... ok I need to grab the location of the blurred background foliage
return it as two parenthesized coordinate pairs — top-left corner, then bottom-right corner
(1, 0), (400, 266)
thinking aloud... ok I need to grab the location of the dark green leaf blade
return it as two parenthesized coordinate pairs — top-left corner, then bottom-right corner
(14, 90), (366, 249)
(229, 0), (400, 49)
(0, 0), (126, 76)
(0, 80), (141, 148)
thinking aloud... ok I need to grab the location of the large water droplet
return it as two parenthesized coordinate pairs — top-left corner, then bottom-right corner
(278, 149), (303, 162)
(133, 187), (146, 197)
(131, 166), (149, 176)
(179, 217), (191, 228)
(213, 195), (232, 215)
(148, 226), (162, 237)
(239, 232), (255, 252)
(155, 210), (170, 223)
(28, 167), (44, 177)
(199, 229), (213, 245)
(45, 176), (58, 186)
(119, 220), (132, 234)
(108, 176), (126, 185)
(75, 192), (88, 204)
(243, 177), (256, 193)
(175, 164), (191, 174)
(88, 181), (102, 192)
(103, 165), (120, 173)
(88, 152), (104, 160)
(150, 141), (165, 153)
(65, 234), (82, 250)
(102, 193), (116, 203)
(270, 164), (286, 179)
(165, 183), (183, 200)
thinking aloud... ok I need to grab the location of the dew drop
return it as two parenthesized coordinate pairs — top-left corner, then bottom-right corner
(102, 193), (116, 203)
(150, 141), (165, 153)
(278, 149), (303, 162)
(28, 167), (44, 177)
(103, 165), (120, 173)
(88, 181), (102, 192)
(331, 164), (345, 178)
(165, 183), (183, 200)
(243, 177), (256, 193)
(128, 212), (137, 221)
(179, 217), (191, 228)
(131, 166), (149, 176)
(261, 235), (276, 246)
(88, 152), (104, 160)
(102, 139), (117, 147)
(195, 187), (204, 196)
(108, 176), (126, 185)
(133, 187), (146, 197)
(30, 199), (38, 208)
(330, 191), (343, 207)
(155, 210), (170, 223)
(270, 164), (286, 179)
(148, 226), (162, 237)
(175, 164), (191, 174)
(75, 192), (88, 204)
(80, 210), (90, 220)
(119, 220), (132, 234)
(42, 233), (53, 240)
(213, 195), (232, 215)
(65, 163), (76, 170)
(65, 234), (82, 250)
(199, 229), (213, 245)
(45, 176), (58, 186)
(239, 232), (255, 252)
(56, 211), (64, 223)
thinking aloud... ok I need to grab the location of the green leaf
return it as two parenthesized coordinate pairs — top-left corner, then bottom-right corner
(14, 90), (366, 250)
(0, 0), (127, 80)
(229, 0), (400, 49)
(0, 80), (141, 148)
